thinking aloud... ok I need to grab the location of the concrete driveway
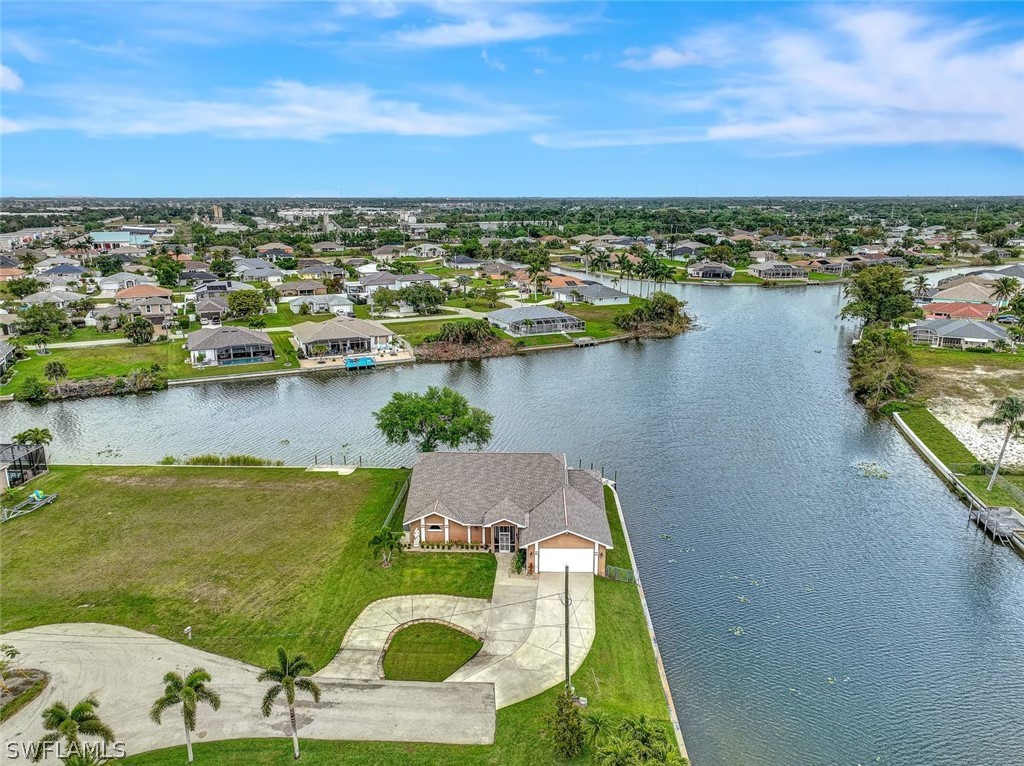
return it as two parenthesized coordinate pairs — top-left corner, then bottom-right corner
(323, 563), (596, 708)
(0, 623), (494, 762)
(0, 563), (596, 759)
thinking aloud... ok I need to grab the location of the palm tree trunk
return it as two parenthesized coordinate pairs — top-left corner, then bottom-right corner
(184, 719), (194, 763)
(987, 427), (1013, 491)
(290, 705), (300, 759)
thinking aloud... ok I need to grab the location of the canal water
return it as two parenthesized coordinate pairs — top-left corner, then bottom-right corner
(2, 283), (1022, 766)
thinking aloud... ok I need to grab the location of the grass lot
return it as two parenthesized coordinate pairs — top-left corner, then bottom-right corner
(898, 407), (1023, 512)
(0, 466), (496, 671)
(383, 317), (476, 346)
(123, 482), (675, 766)
(806, 271), (843, 281)
(1, 334), (300, 395)
(444, 296), (509, 311)
(382, 623), (483, 682)
(563, 300), (638, 340)
(65, 326), (126, 342)
(909, 346), (1024, 370)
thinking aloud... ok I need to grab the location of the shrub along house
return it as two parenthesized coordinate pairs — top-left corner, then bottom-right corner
(403, 452), (614, 575)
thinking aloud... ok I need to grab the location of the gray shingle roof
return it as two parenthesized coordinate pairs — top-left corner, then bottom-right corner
(186, 326), (273, 351)
(486, 306), (577, 323)
(404, 452), (612, 547)
(912, 319), (1008, 341)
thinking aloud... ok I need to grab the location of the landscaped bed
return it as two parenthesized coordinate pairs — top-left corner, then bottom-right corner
(382, 622), (483, 682)
(0, 465), (496, 670)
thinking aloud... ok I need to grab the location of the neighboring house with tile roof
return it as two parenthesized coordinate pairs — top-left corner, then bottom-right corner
(402, 452), (613, 575)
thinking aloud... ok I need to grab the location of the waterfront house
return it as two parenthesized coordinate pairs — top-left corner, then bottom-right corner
(279, 280), (328, 297)
(909, 319), (1011, 350)
(486, 306), (585, 337)
(81, 231), (156, 250)
(186, 326), (275, 367)
(748, 262), (808, 280)
(0, 341), (16, 375)
(291, 317), (394, 357)
(286, 294), (354, 316)
(687, 262), (735, 280)
(402, 452), (613, 575)
(551, 283), (631, 306)
(0, 443), (48, 490)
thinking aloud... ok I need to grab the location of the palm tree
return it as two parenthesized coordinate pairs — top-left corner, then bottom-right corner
(258, 647), (322, 760)
(248, 316), (267, 331)
(150, 668), (222, 763)
(33, 696), (115, 762)
(13, 428), (53, 447)
(535, 273), (551, 297)
(368, 524), (404, 567)
(908, 275), (930, 299)
(978, 397), (1024, 491)
(582, 710), (612, 748)
(591, 252), (611, 276)
(992, 277), (1021, 307)
(578, 243), (596, 274)
(44, 360), (69, 397)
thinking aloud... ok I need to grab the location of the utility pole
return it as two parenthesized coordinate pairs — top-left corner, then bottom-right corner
(564, 565), (571, 690)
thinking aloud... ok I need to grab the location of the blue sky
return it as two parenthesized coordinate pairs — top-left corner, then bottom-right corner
(2, 1), (1022, 197)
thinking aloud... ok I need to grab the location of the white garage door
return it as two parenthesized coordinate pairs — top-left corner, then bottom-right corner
(537, 547), (594, 573)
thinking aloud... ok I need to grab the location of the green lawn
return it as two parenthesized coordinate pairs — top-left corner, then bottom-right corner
(806, 271), (843, 282)
(0, 466), (496, 671)
(122, 482), (676, 766)
(382, 623), (483, 682)
(909, 346), (1024, 369)
(64, 326), (125, 342)
(2, 334), (300, 395)
(444, 296), (509, 311)
(898, 407), (1022, 512)
(383, 317), (476, 346)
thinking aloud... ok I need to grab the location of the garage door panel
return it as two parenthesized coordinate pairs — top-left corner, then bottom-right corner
(537, 547), (594, 573)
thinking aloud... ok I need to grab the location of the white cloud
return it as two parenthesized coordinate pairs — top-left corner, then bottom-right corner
(4, 80), (542, 139)
(0, 64), (24, 92)
(480, 49), (505, 72)
(620, 28), (738, 70)
(334, 0), (401, 19)
(394, 8), (573, 48)
(2, 32), (48, 63)
(542, 8), (1024, 151)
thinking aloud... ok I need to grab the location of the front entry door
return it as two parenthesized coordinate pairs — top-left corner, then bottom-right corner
(498, 528), (512, 553)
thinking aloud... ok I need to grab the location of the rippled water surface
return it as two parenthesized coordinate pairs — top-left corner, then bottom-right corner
(2, 283), (1022, 766)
